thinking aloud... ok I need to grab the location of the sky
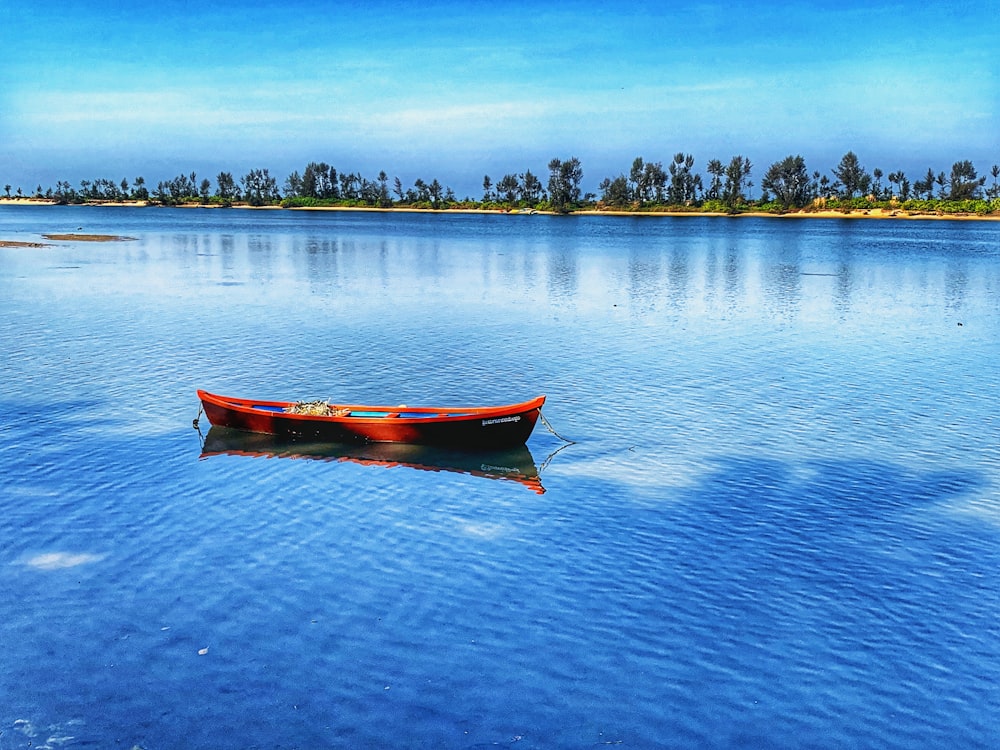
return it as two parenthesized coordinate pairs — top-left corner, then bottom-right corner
(1, 0), (997, 198)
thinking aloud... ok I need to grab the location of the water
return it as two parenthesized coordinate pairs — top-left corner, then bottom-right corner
(1, 206), (998, 748)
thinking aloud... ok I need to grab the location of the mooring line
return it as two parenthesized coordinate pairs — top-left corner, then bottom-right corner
(539, 409), (574, 444)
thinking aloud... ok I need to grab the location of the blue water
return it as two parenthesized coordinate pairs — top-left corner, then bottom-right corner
(1, 206), (998, 748)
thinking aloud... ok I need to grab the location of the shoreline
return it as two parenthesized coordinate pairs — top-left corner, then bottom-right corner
(1, 197), (997, 221)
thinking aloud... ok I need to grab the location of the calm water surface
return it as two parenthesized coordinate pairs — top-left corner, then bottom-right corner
(1, 206), (998, 748)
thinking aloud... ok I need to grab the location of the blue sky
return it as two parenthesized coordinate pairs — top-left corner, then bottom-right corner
(1, 0), (997, 198)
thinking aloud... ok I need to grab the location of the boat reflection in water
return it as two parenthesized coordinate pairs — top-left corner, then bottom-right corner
(199, 426), (546, 494)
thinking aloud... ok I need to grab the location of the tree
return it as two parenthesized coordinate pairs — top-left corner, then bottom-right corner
(54, 180), (75, 203)
(832, 151), (870, 199)
(339, 172), (360, 200)
(325, 167), (340, 199)
(705, 159), (724, 200)
(667, 153), (698, 205)
(377, 171), (391, 207)
(497, 174), (519, 204)
(409, 178), (425, 202)
(887, 171), (904, 199)
(722, 155), (752, 208)
(923, 168), (937, 199)
(988, 165), (1000, 200)
(155, 172), (198, 203)
(648, 161), (669, 203)
(133, 176), (148, 201)
(520, 170), (544, 204)
(284, 171), (303, 198)
(629, 157), (647, 203)
(626, 156), (668, 204)
(356, 176), (380, 205)
(300, 164), (317, 198)
(547, 157), (582, 211)
(482, 175), (493, 203)
(643, 161), (664, 203)
(153, 180), (170, 204)
(808, 171), (820, 199)
(216, 172), (237, 202)
(3, 185), (9, 198)
(90, 177), (120, 201)
(393, 176), (405, 202)
(948, 160), (985, 200)
(761, 155), (810, 209)
(428, 178), (443, 208)
(240, 168), (279, 206)
(199, 178), (212, 202)
(599, 175), (631, 207)
(914, 168), (936, 200)
(301, 162), (337, 199)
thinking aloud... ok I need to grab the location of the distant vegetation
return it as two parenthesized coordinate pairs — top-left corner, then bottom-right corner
(4, 152), (999, 216)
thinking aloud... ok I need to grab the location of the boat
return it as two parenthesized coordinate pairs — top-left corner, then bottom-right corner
(196, 390), (546, 448)
(199, 426), (546, 494)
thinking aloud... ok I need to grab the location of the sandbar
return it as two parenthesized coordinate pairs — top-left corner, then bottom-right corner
(0, 240), (49, 248)
(42, 233), (137, 242)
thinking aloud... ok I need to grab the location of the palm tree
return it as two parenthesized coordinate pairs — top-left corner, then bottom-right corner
(705, 159), (724, 200)
(887, 171), (905, 199)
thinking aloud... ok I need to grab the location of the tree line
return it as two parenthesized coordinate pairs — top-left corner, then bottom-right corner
(4, 152), (999, 214)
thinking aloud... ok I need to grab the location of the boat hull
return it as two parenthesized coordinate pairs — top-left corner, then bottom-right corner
(197, 390), (545, 448)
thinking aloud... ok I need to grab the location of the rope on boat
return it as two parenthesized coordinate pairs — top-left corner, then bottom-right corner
(539, 409), (574, 444)
(192, 405), (203, 430)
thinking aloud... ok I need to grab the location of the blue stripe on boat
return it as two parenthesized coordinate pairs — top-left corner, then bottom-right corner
(248, 405), (473, 419)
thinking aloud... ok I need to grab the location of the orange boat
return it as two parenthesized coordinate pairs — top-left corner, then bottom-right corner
(196, 390), (546, 448)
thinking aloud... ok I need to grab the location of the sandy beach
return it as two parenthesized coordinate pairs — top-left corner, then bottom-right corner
(1, 197), (997, 220)
(575, 207), (1000, 221)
